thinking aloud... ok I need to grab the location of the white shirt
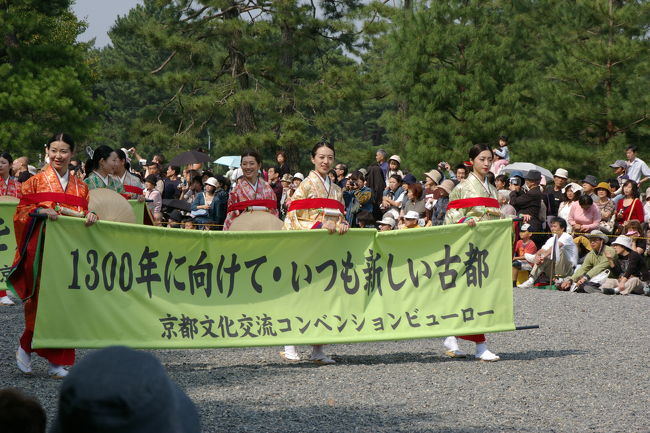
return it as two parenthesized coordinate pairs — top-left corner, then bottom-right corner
(55, 169), (70, 191)
(626, 158), (650, 183)
(542, 232), (578, 267)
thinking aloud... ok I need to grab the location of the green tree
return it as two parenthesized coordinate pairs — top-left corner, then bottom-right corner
(0, 0), (100, 160)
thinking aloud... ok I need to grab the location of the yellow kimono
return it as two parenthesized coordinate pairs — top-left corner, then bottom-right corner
(283, 170), (346, 231)
(444, 173), (502, 225)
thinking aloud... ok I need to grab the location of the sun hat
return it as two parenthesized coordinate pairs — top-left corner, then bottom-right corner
(281, 173), (293, 182)
(404, 210), (420, 220)
(50, 346), (200, 433)
(293, 172), (304, 181)
(553, 168), (569, 179)
(525, 170), (542, 182)
(204, 177), (219, 188)
(581, 175), (598, 187)
(562, 182), (583, 194)
(378, 215), (396, 228)
(594, 181), (611, 197)
(435, 179), (455, 195)
(587, 230), (608, 242)
(424, 169), (442, 185)
(611, 235), (633, 251)
(388, 155), (401, 165)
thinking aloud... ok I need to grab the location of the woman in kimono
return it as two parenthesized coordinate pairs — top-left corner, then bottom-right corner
(84, 145), (125, 194)
(443, 143), (501, 362)
(9, 133), (98, 378)
(113, 148), (144, 200)
(281, 141), (349, 364)
(223, 149), (279, 231)
(0, 151), (21, 305)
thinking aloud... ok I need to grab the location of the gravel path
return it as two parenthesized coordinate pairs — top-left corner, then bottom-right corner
(1, 288), (649, 433)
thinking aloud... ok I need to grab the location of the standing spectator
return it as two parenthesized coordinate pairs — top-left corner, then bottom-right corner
(344, 171), (372, 227)
(495, 174), (508, 191)
(375, 149), (389, 177)
(518, 217), (578, 288)
(625, 145), (650, 186)
(276, 150), (291, 177)
(162, 165), (181, 200)
(334, 163), (348, 189)
(366, 164), (386, 221)
(614, 180), (644, 232)
(423, 169), (443, 218)
(267, 166), (283, 210)
(279, 173), (293, 217)
(454, 163), (468, 181)
(609, 159), (627, 205)
(601, 236), (650, 295)
(84, 146), (125, 193)
(431, 179), (453, 225)
(292, 172), (304, 189)
(144, 175), (162, 223)
(558, 183), (582, 233)
(512, 223), (538, 287)
(510, 170), (544, 246)
(580, 175), (598, 201)
(145, 161), (165, 193)
(381, 174), (405, 219)
(12, 156), (31, 182)
(545, 168), (569, 216)
(594, 182), (615, 233)
(494, 135), (510, 161)
(386, 155), (403, 184)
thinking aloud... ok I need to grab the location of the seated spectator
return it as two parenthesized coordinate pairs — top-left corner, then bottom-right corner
(518, 217), (577, 288)
(402, 182), (426, 220)
(401, 210), (421, 229)
(594, 182), (615, 233)
(381, 174), (405, 219)
(431, 180), (454, 225)
(559, 230), (617, 293)
(0, 388), (46, 433)
(377, 215), (396, 231)
(558, 183), (582, 233)
(144, 175), (162, 223)
(600, 235), (650, 295)
(568, 195), (600, 234)
(580, 175), (598, 201)
(498, 189), (517, 218)
(50, 346), (200, 433)
(615, 180), (644, 232)
(423, 169), (442, 217)
(644, 187), (650, 224)
(621, 219), (646, 255)
(386, 155), (404, 184)
(191, 176), (227, 230)
(356, 210), (375, 228)
(182, 175), (204, 206)
(512, 223), (538, 287)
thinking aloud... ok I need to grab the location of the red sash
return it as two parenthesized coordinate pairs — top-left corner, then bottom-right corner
(19, 192), (88, 209)
(447, 197), (499, 210)
(227, 199), (278, 213)
(124, 185), (144, 195)
(288, 198), (345, 214)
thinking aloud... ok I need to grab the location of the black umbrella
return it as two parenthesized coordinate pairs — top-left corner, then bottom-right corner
(162, 199), (191, 212)
(169, 150), (211, 167)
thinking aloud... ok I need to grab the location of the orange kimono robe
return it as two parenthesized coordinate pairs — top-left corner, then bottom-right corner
(8, 165), (89, 365)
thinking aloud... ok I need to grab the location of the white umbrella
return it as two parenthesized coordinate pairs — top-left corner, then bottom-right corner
(213, 155), (241, 168)
(502, 162), (554, 180)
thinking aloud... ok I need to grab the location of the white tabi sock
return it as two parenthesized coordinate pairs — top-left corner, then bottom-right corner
(443, 336), (460, 352)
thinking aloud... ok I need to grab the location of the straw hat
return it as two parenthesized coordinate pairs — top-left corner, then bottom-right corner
(377, 215), (396, 228)
(424, 170), (442, 185)
(281, 174), (293, 183)
(88, 189), (136, 224)
(611, 235), (633, 251)
(204, 177), (219, 188)
(435, 179), (455, 195)
(228, 211), (284, 231)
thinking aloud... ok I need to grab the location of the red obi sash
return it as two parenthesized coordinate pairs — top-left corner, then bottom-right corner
(124, 185), (144, 195)
(288, 198), (345, 214)
(19, 192), (88, 209)
(447, 197), (499, 210)
(227, 199), (278, 213)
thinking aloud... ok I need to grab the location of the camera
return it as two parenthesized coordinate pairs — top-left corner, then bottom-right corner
(509, 177), (521, 186)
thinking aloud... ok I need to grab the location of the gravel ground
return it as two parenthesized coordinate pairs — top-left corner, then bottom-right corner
(1, 287), (649, 433)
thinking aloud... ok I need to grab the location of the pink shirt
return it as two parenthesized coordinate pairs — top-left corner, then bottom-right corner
(567, 201), (600, 231)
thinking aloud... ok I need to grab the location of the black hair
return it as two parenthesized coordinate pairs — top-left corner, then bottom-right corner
(191, 175), (203, 185)
(267, 165), (281, 173)
(626, 145), (638, 153)
(47, 133), (75, 152)
(578, 195), (593, 206)
(468, 143), (493, 160)
(0, 388), (47, 433)
(202, 170), (214, 179)
(350, 170), (365, 182)
(622, 179), (640, 198)
(214, 174), (228, 189)
(311, 140), (335, 158)
(114, 148), (130, 170)
(455, 163), (467, 172)
(550, 217), (567, 231)
(486, 171), (496, 186)
(241, 148), (262, 164)
(495, 174), (508, 185)
(607, 178), (619, 190)
(0, 151), (13, 165)
(144, 174), (158, 185)
(356, 210), (375, 227)
(389, 173), (402, 184)
(85, 145), (115, 178)
(563, 188), (581, 202)
(168, 165), (181, 176)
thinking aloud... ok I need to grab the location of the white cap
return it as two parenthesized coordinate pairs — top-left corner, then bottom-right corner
(293, 172), (304, 181)
(404, 210), (420, 220)
(554, 168), (568, 179)
(205, 177), (219, 188)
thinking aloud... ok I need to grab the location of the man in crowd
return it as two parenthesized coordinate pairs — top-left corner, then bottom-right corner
(518, 217), (577, 288)
(600, 235), (650, 295)
(609, 159), (627, 205)
(146, 161), (165, 193)
(559, 230), (616, 293)
(375, 149), (388, 177)
(580, 175), (598, 201)
(267, 166), (283, 210)
(510, 170), (544, 246)
(334, 163), (348, 189)
(162, 165), (181, 200)
(625, 145), (650, 186)
(545, 168), (568, 216)
(12, 156), (31, 182)
(454, 163), (468, 181)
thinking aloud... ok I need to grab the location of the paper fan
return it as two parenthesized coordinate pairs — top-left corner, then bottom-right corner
(228, 211), (283, 231)
(88, 189), (136, 224)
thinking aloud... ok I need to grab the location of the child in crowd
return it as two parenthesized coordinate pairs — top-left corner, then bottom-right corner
(512, 224), (538, 286)
(385, 155), (403, 185)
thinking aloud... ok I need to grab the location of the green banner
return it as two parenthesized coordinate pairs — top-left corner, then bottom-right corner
(128, 200), (146, 225)
(33, 217), (515, 349)
(0, 202), (17, 290)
